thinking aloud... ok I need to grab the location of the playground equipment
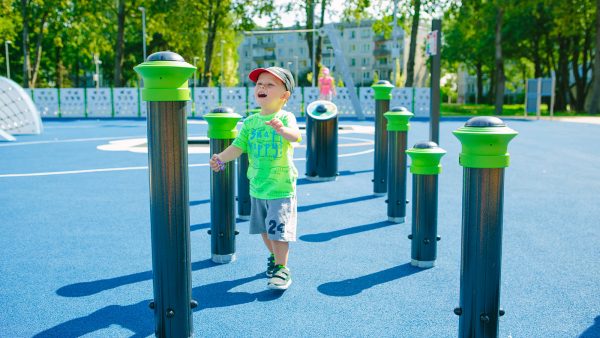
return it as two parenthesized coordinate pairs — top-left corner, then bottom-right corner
(134, 51), (196, 338)
(0, 76), (43, 141)
(406, 141), (446, 268)
(452, 116), (517, 337)
(305, 100), (339, 181)
(204, 107), (242, 264)
(371, 80), (394, 196)
(384, 106), (413, 223)
(237, 107), (260, 220)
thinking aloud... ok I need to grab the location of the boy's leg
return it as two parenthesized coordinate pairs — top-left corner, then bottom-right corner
(271, 240), (289, 266)
(261, 233), (274, 254)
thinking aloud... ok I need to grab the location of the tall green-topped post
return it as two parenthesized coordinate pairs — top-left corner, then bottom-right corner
(134, 51), (196, 338)
(372, 80), (394, 195)
(203, 107), (242, 263)
(384, 106), (413, 223)
(406, 141), (446, 268)
(452, 116), (518, 338)
(237, 107), (260, 220)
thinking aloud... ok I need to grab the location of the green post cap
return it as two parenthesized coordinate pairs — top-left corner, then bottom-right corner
(384, 106), (414, 132)
(407, 141), (446, 175)
(133, 51), (196, 102)
(371, 80), (394, 100)
(452, 116), (518, 168)
(203, 107), (242, 139)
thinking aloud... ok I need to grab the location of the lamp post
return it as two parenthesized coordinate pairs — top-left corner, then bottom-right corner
(93, 53), (102, 90)
(293, 55), (299, 84)
(4, 40), (11, 79)
(138, 7), (147, 61)
(220, 40), (225, 88)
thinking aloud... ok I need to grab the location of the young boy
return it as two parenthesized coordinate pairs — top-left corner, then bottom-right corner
(209, 67), (301, 290)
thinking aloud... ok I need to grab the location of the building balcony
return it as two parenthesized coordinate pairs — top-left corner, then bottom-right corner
(373, 47), (391, 56)
(252, 42), (276, 49)
(253, 54), (276, 61)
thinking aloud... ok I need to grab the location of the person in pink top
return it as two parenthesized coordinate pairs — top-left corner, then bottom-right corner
(318, 67), (337, 101)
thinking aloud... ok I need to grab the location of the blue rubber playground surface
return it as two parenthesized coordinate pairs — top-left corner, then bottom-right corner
(0, 116), (599, 337)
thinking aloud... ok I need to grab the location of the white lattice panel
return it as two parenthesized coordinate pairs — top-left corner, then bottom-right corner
(194, 87), (218, 116)
(391, 88), (413, 112)
(359, 87), (375, 116)
(86, 88), (112, 117)
(33, 89), (60, 117)
(285, 89), (303, 117)
(221, 87), (247, 116)
(113, 88), (141, 117)
(413, 88), (430, 117)
(59, 88), (85, 117)
(303, 87), (320, 109)
(331, 87), (355, 116)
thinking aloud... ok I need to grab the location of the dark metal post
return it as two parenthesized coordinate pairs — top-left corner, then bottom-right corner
(204, 107), (242, 264)
(371, 80), (394, 195)
(384, 106), (413, 223)
(134, 51), (196, 338)
(406, 141), (446, 268)
(430, 19), (442, 144)
(452, 116), (518, 338)
(236, 108), (259, 220)
(305, 101), (339, 181)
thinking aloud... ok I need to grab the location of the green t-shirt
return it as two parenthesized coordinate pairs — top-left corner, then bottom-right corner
(232, 110), (300, 199)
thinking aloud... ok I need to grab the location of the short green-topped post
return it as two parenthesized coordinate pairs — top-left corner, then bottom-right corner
(371, 80), (394, 195)
(237, 107), (260, 220)
(384, 106), (413, 223)
(204, 107), (242, 263)
(134, 51), (197, 338)
(406, 141), (446, 268)
(452, 116), (518, 338)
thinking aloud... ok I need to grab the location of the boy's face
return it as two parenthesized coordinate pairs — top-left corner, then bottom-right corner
(254, 72), (290, 109)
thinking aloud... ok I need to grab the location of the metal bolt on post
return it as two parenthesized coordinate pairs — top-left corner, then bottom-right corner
(384, 106), (413, 223)
(305, 100), (339, 181)
(134, 51), (197, 338)
(371, 80), (394, 195)
(203, 107), (242, 264)
(406, 141), (446, 268)
(236, 108), (260, 220)
(452, 116), (518, 338)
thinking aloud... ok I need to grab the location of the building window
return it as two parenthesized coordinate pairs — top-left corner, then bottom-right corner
(363, 72), (369, 79)
(379, 58), (387, 65)
(362, 58), (369, 66)
(351, 30), (356, 39)
(351, 58), (356, 66)
(351, 44), (356, 51)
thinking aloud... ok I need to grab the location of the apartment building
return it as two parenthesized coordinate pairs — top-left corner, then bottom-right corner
(237, 20), (407, 87)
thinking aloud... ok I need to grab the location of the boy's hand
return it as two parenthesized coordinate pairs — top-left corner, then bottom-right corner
(265, 118), (284, 134)
(209, 154), (225, 172)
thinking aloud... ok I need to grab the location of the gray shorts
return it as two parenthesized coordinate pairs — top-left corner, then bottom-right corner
(249, 196), (297, 242)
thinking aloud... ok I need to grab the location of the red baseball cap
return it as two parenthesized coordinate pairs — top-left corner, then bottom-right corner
(248, 67), (295, 93)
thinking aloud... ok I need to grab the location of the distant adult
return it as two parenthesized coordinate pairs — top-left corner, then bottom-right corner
(318, 67), (337, 101)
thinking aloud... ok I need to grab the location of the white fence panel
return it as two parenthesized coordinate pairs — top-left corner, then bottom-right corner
(33, 89), (59, 117)
(113, 88), (141, 117)
(87, 88), (113, 117)
(331, 87), (355, 116)
(391, 88), (413, 111)
(59, 88), (85, 117)
(286, 89), (303, 117)
(194, 87), (218, 116)
(221, 87), (247, 115)
(359, 87), (375, 116)
(413, 88), (430, 117)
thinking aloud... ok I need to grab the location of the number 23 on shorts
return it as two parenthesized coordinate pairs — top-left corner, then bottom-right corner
(268, 220), (285, 234)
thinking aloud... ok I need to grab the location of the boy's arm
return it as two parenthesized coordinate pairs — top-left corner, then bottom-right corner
(209, 145), (243, 172)
(265, 118), (301, 143)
